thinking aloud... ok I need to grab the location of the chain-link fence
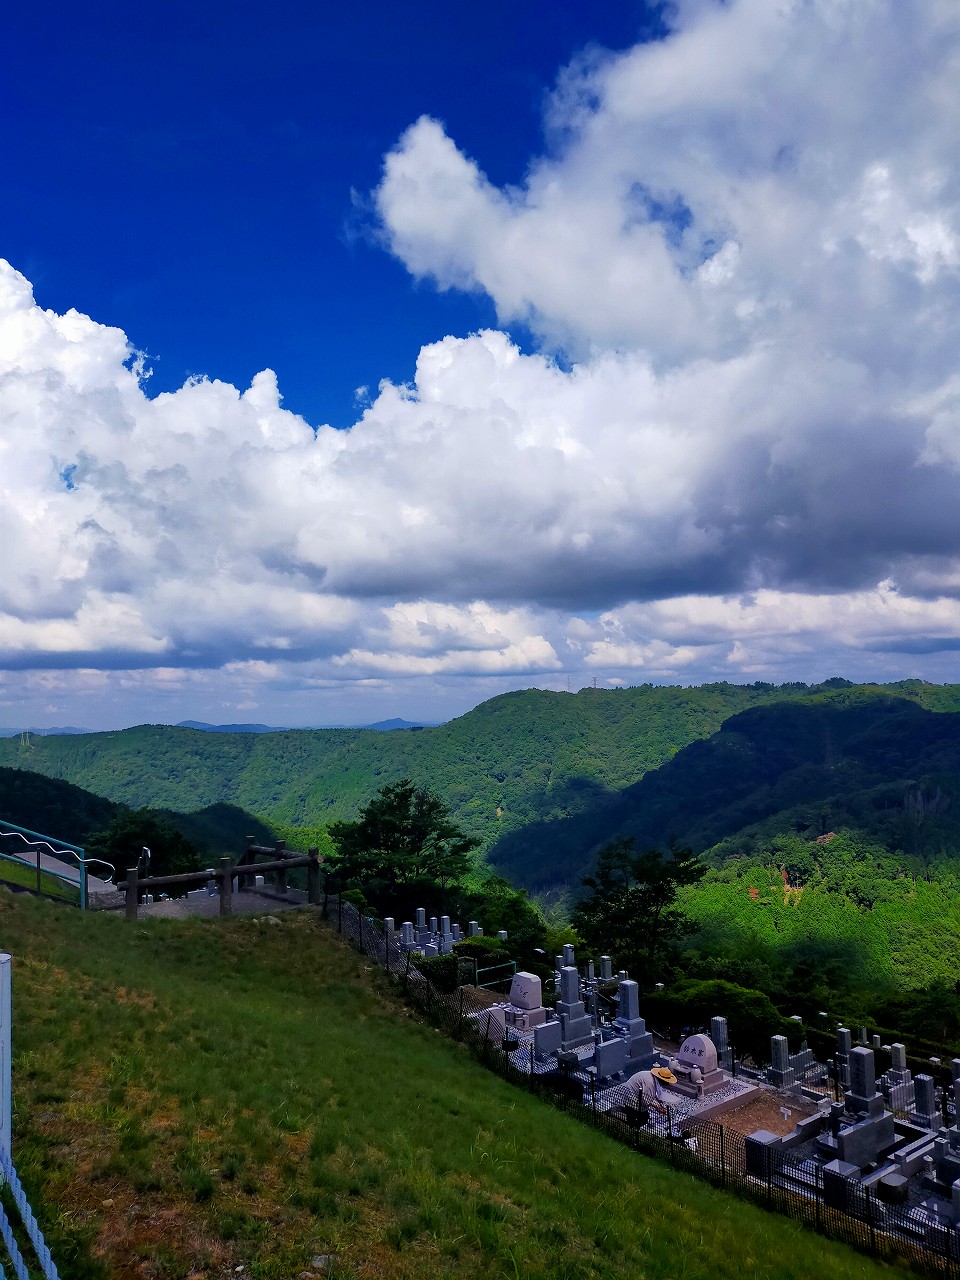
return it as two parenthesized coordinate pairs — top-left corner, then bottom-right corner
(328, 897), (960, 1278)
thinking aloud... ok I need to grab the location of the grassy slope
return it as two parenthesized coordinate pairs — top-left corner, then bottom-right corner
(1, 894), (906, 1280)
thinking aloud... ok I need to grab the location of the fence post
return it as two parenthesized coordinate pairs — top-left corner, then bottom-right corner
(458, 987), (465, 1039)
(815, 1163), (821, 1233)
(274, 840), (287, 896)
(80, 850), (87, 912)
(218, 856), (233, 917)
(867, 1186), (877, 1257)
(718, 1120), (726, 1188)
(307, 849), (321, 905)
(125, 868), (139, 921)
(338, 892), (343, 934)
(35, 847), (41, 896)
(0, 955), (11, 1160)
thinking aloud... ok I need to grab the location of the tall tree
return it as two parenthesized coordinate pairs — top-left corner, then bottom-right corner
(328, 780), (477, 899)
(572, 837), (705, 988)
(85, 809), (201, 879)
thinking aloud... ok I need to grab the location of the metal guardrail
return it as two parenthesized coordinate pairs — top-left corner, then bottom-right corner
(475, 960), (517, 988)
(0, 955), (60, 1279)
(0, 819), (90, 909)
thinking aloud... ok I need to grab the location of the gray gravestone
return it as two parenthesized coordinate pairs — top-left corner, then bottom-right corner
(912, 1074), (941, 1130)
(510, 972), (543, 1011)
(600, 956), (613, 980)
(556, 965), (592, 1048)
(835, 1026), (852, 1088)
(562, 943), (575, 966)
(594, 1037), (628, 1079)
(533, 1019), (563, 1058)
(849, 1046), (876, 1100)
(767, 1035), (796, 1089)
(678, 1033), (724, 1092)
(617, 980), (640, 1022)
(401, 922), (414, 946)
(416, 908), (426, 928)
(559, 966), (580, 1005)
(484, 1007), (507, 1041)
(711, 1016), (732, 1071)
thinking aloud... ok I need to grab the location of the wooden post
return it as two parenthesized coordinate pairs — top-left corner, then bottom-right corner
(218, 856), (233, 917)
(275, 840), (287, 896)
(239, 835), (255, 889)
(125, 868), (139, 921)
(307, 848), (321, 905)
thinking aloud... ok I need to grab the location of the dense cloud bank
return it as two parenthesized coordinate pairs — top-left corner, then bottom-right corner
(3, 0), (960, 721)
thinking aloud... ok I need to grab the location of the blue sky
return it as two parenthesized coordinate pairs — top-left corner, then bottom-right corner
(3, 0), (662, 429)
(3, 0), (960, 729)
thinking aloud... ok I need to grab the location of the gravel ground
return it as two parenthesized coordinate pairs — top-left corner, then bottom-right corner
(131, 888), (309, 919)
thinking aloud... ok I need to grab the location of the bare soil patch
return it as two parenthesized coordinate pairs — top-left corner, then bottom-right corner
(718, 1091), (819, 1137)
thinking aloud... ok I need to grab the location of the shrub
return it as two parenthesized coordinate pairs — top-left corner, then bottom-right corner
(415, 953), (461, 993)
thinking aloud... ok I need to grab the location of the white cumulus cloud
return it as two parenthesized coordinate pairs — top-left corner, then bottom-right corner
(4, 0), (960, 725)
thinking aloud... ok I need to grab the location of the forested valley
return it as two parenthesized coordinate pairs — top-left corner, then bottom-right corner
(5, 677), (960, 1056)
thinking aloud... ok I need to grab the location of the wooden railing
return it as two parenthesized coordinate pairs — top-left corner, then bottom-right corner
(119, 848), (322, 921)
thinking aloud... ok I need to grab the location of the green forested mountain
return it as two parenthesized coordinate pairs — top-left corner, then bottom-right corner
(490, 686), (960, 891)
(4, 680), (949, 865)
(0, 766), (118, 845)
(482, 685), (960, 1005)
(0, 765), (275, 860)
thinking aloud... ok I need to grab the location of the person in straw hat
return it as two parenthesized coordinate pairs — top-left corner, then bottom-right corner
(615, 1065), (677, 1125)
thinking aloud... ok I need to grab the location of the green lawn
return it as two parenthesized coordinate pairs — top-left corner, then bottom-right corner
(0, 891), (911, 1280)
(0, 854), (79, 903)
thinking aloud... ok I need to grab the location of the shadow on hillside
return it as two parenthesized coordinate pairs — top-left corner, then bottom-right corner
(488, 776), (629, 896)
(162, 803), (277, 858)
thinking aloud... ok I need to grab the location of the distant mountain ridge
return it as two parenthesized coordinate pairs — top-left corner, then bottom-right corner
(177, 716), (434, 732)
(0, 726), (90, 738)
(2, 681), (957, 877)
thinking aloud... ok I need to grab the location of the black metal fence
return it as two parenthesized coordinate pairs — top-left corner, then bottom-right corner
(329, 898), (959, 1279)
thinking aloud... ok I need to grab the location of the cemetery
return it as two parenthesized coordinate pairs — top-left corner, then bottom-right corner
(386, 903), (960, 1261)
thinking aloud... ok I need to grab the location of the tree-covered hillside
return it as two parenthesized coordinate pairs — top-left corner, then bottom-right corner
(481, 686), (960, 1008)
(488, 685), (960, 893)
(0, 766), (275, 861)
(5, 681), (950, 864)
